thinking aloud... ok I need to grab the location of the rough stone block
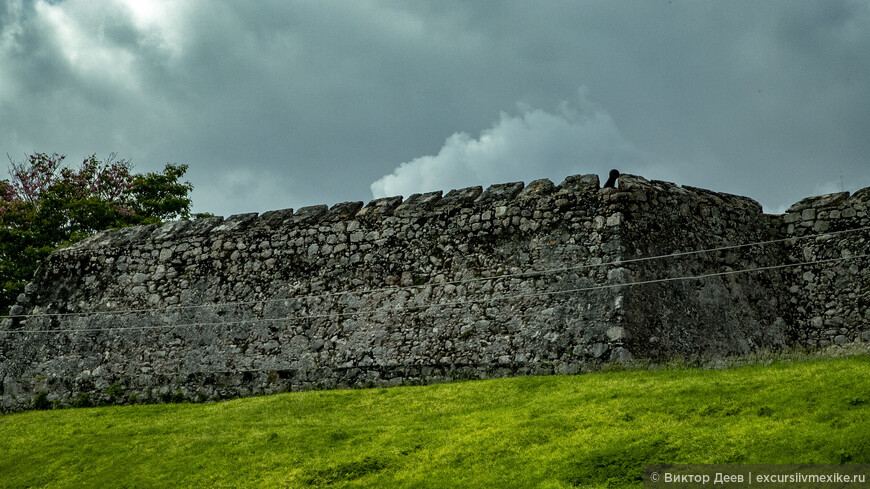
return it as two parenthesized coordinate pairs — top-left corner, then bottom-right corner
(848, 187), (870, 205)
(606, 213), (623, 227)
(606, 326), (624, 341)
(66, 228), (118, 250)
(649, 179), (687, 194)
(117, 224), (158, 245)
(476, 182), (524, 204)
(787, 191), (850, 213)
(558, 174), (599, 193)
(180, 216), (224, 237)
(617, 174), (652, 191)
(356, 196), (402, 220)
(813, 220), (830, 232)
(212, 213), (258, 233)
(151, 220), (192, 241)
(323, 201), (363, 222)
(393, 191), (442, 217)
(257, 208), (295, 229)
(438, 186), (483, 209)
(291, 205), (328, 224)
(519, 179), (556, 198)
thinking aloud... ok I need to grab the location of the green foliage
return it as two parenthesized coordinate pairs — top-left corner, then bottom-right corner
(0, 153), (197, 314)
(160, 390), (187, 404)
(129, 163), (193, 224)
(105, 383), (125, 402)
(72, 393), (93, 408)
(1, 356), (869, 488)
(32, 392), (51, 411)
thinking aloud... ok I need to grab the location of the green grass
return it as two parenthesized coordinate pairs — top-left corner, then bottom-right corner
(2, 355), (869, 488)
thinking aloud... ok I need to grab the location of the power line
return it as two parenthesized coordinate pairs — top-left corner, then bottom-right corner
(5, 252), (867, 334)
(4, 225), (869, 321)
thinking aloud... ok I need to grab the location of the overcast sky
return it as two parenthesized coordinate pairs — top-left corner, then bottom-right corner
(1, 0), (868, 217)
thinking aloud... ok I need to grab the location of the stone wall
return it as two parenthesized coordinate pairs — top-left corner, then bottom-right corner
(1, 173), (868, 412)
(615, 178), (791, 362)
(781, 189), (870, 347)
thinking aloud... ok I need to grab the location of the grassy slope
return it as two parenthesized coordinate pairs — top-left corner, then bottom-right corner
(1, 356), (869, 489)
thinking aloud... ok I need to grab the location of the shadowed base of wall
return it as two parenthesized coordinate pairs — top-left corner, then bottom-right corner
(8, 360), (605, 411)
(13, 339), (870, 412)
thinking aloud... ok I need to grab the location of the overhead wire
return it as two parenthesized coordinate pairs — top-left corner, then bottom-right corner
(2, 224), (869, 321)
(4, 252), (868, 334)
(7, 248), (869, 384)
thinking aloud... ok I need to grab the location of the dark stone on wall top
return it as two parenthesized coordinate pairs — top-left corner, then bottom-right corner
(519, 179), (556, 198)
(292, 205), (328, 224)
(615, 174), (650, 191)
(257, 209), (295, 229)
(213, 213), (259, 233)
(477, 182), (524, 204)
(117, 224), (159, 246)
(649, 179), (688, 194)
(439, 186), (483, 208)
(152, 220), (192, 241)
(787, 192), (850, 213)
(682, 186), (763, 214)
(394, 191), (443, 217)
(357, 196), (403, 220)
(847, 187), (870, 205)
(183, 216), (224, 237)
(324, 201), (363, 221)
(558, 174), (599, 193)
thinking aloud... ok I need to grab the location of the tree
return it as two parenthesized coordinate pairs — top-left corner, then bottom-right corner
(0, 153), (199, 314)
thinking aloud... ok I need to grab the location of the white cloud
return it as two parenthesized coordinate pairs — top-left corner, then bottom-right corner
(26, 0), (186, 93)
(371, 95), (644, 198)
(34, 1), (138, 90)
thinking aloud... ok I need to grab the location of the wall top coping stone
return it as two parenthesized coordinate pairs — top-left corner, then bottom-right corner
(437, 186), (483, 209)
(324, 201), (363, 222)
(61, 173), (870, 253)
(848, 188), (870, 205)
(212, 213), (258, 233)
(256, 208), (295, 229)
(518, 179), (556, 198)
(476, 182), (524, 204)
(291, 205), (328, 224)
(356, 196), (403, 220)
(557, 174), (600, 193)
(786, 191), (850, 214)
(393, 191), (442, 217)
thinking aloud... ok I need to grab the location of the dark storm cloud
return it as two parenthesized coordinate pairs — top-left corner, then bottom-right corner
(1, 0), (868, 217)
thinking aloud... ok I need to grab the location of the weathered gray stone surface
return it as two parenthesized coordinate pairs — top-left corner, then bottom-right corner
(1, 173), (868, 412)
(787, 192), (850, 213)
